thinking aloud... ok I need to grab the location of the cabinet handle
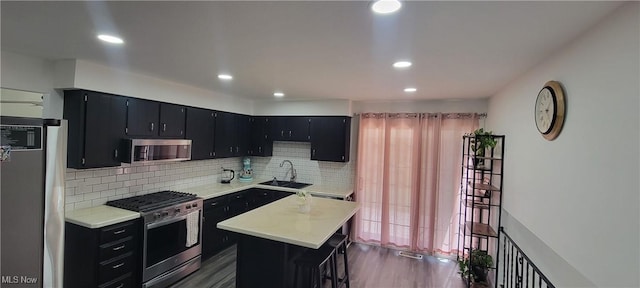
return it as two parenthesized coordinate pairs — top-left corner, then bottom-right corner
(289, 130), (292, 137)
(281, 130), (284, 137)
(229, 147), (233, 153)
(210, 202), (218, 206)
(209, 152), (213, 156)
(150, 122), (154, 131)
(163, 123), (167, 131)
(112, 244), (125, 251)
(342, 155), (345, 160)
(114, 149), (118, 159)
(236, 146), (239, 153)
(112, 262), (125, 269)
(259, 147), (262, 153)
(113, 229), (126, 235)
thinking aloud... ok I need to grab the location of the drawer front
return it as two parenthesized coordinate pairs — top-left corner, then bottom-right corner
(99, 273), (134, 288)
(99, 236), (135, 261)
(98, 252), (135, 284)
(100, 221), (137, 244)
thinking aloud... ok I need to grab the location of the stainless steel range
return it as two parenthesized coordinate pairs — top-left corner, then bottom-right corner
(107, 191), (203, 288)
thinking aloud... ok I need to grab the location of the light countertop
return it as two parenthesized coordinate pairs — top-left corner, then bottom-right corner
(65, 205), (140, 229)
(66, 178), (353, 229)
(217, 195), (359, 249)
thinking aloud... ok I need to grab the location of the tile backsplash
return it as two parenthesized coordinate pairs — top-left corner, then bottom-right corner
(65, 141), (355, 211)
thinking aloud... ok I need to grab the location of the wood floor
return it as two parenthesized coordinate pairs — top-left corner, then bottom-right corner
(170, 243), (467, 288)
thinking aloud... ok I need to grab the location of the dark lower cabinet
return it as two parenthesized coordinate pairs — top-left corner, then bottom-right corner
(64, 219), (141, 288)
(310, 116), (351, 162)
(202, 189), (294, 260)
(64, 90), (127, 169)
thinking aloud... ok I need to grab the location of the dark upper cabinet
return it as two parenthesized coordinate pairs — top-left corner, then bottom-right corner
(214, 112), (250, 158)
(309, 116), (351, 162)
(185, 107), (215, 160)
(126, 99), (185, 138)
(271, 116), (310, 142)
(125, 98), (159, 137)
(159, 103), (185, 137)
(63, 90), (127, 168)
(236, 114), (251, 157)
(249, 117), (273, 157)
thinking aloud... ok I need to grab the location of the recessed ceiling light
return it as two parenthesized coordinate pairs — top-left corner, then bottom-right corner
(372, 0), (402, 14)
(97, 34), (124, 44)
(218, 74), (233, 80)
(404, 88), (417, 93)
(273, 92), (285, 97)
(393, 61), (412, 68)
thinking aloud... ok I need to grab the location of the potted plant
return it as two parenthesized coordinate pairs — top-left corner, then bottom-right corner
(458, 248), (494, 284)
(468, 128), (497, 167)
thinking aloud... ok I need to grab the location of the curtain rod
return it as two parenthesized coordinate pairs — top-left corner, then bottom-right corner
(352, 112), (487, 118)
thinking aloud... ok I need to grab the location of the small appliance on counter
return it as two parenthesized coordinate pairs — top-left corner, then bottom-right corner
(221, 167), (235, 184)
(239, 157), (253, 182)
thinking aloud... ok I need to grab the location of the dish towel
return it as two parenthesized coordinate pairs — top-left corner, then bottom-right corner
(185, 211), (200, 248)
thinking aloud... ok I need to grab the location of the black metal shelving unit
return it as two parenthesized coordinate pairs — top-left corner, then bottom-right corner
(457, 134), (505, 288)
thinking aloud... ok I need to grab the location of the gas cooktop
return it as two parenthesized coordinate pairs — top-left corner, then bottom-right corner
(106, 191), (198, 213)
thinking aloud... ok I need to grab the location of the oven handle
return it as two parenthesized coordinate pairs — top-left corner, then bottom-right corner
(146, 210), (200, 229)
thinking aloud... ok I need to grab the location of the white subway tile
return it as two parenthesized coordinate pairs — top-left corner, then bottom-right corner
(93, 169), (111, 177)
(83, 192), (101, 200)
(65, 172), (76, 180)
(130, 185), (143, 193)
(116, 174), (130, 182)
(114, 167), (124, 175)
(101, 176), (116, 183)
(100, 190), (116, 198)
(130, 173), (144, 180)
(76, 171), (94, 179)
(75, 200), (92, 210)
(76, 185), (93, 194)
(123, 180), (136, 187)
(109, 182), (124, 189)
(65, 203), (75, 211)
(116, 187), (130, 195)
(136, 166), (149, 173)
(93, 183), (109, 192)
(92, 198), (107, 206)
(123, 167), (133, 174)
(136, 179), (148, 185)
(84, 177), (101, 186)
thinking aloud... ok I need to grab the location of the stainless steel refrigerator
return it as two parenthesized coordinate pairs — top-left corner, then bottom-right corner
(1, 116), (66, 288)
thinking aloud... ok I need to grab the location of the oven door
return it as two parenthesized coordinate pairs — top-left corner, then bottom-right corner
(142, 210), (202, 282)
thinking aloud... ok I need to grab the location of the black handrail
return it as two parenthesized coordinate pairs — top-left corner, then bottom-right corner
(500, 227), (555, 288)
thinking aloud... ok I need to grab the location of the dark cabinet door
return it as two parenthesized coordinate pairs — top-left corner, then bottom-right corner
(202, 196), (229, 258)
(126, 98), (159, 137)
(63, 90), (127, 168)
(186, 107), (215, 160)
(271, 116), (310, 142)
(214, 111), (235, 158)
(159, 103), (185, 138)
(235, 114), (251, 157)
(249, 117), (273, 156)
(310, 117), (351, 162)
(228, 192), (249, 217)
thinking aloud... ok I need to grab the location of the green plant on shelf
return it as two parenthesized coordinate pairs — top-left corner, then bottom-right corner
(467, 128), (497, 168)
(458, 248), (494, 284)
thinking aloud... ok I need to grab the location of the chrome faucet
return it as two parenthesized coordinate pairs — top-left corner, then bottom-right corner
(280, 160), (297, 182)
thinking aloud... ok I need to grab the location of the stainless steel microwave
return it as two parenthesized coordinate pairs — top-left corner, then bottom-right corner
(121, 139), (192, 164)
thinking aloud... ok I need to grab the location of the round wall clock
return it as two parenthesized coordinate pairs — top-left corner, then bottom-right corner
(534, 80), (566, 141)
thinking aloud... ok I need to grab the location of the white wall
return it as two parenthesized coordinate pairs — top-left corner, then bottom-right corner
(352, 98), (488, 114)
(254, 99), (352, 116)
(55, 59), (254, 115)
(487, 3), (639, 287)
(1, 50), (63, 118)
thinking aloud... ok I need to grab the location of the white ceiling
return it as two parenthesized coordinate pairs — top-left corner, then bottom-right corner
(0, 1), (621, 102)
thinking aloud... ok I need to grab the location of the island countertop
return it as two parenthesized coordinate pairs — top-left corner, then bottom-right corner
(217, 195), (359, 249)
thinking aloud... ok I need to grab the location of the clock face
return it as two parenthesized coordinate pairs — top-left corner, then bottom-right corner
(535, 87), (556, 134)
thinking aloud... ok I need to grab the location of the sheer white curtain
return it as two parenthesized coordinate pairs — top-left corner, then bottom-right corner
(353, 113), (479, 255)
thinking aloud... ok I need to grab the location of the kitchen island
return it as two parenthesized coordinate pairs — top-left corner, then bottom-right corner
(217, 195), (359, 288)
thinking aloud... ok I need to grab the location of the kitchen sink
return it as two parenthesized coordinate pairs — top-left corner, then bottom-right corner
(259, 180), (312, 189)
